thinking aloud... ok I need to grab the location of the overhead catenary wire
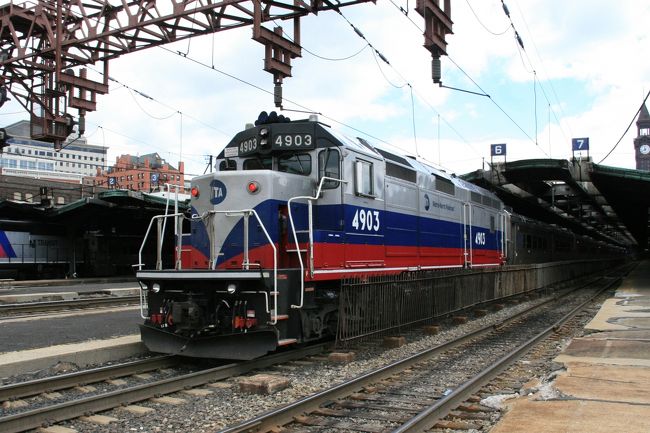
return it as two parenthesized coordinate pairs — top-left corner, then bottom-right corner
(155, 39), (440, 165)
(464, 0), (511, 36)
(446, 55), (548, 157)
(13, 1), (477, 174)
(511, 0), (573, 140)
(89, 69), (231, 138)
(11, 1), (551, 174)
(387, 0), (549, 159)
(333, 7), (484, 166)
(500, 0), (572, 145)
(598, 89), (650, 164)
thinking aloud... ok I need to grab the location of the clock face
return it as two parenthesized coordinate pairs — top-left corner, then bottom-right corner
(641, 144), (650, 155)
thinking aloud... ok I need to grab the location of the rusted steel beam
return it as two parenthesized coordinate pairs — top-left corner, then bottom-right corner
(0, 0), (374, 144)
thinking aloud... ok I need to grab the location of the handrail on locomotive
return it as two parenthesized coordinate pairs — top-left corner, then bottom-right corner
(136, 207), (279, 324)
(287, 175), (348, 310)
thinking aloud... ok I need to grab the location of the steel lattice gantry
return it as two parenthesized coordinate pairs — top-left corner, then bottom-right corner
(0, 0), (376, 147)
(0, 0), (453, 148)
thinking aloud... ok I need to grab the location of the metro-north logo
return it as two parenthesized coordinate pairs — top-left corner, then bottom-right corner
(210, 179), (227, 205)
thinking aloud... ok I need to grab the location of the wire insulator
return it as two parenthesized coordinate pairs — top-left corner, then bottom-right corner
(432, 57), (442, 84)
(274, 83), (282, 108)
(515, 31), (525, 49)
(78, 114), (86, 135)
(377, 51), (390, 65)
(502, 1), (510, 17)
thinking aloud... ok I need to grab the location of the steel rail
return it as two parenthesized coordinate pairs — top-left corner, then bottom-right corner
(0, 296), (140, 315)
(0, 343), (327, 433)
(392, 274), (623, 432)
(0, 356), (177, 402)
(218, 271), (624, 433)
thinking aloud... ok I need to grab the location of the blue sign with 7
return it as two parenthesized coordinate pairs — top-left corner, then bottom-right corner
(572, 137), (589, 151)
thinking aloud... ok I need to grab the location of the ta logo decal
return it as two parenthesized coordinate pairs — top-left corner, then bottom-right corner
(424, 194), (430, 211)
(210, 179), (227, 205)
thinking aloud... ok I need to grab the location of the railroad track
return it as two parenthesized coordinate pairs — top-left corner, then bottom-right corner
(0, 355), (178, 402)
(219, 272), (623, 433)
(0, 266), (629, 432)
(0, 295), (140, 316)
(0, 344), (328, 433)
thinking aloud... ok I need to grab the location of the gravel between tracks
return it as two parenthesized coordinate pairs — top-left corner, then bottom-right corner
(48, 296), (551, 433)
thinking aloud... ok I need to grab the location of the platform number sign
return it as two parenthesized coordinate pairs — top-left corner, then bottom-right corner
(491, 143), (506, 156)
(151, 173), (159, 183)
(572, 137), (589, 151)
(108, 177), (116, 186)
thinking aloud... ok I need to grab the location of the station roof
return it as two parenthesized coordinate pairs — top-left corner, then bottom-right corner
(463, 159), (650, 250)
(0, 190), (188, 233)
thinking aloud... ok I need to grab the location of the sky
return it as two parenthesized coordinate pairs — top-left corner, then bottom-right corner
(2, 0), (650, 178)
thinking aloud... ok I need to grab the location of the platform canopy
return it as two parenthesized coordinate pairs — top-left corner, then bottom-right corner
(462, 159), (650, 250)
(0, 190), (188, 233)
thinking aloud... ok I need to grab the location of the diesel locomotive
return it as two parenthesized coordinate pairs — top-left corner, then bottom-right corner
(135, 112), (616, 359)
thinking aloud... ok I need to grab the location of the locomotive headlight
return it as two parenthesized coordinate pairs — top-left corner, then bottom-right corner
(191, 186), (200, 198)
(227, 283), (238, 294)
(247, 181), (260, 194)
(151, 283), (161, 293)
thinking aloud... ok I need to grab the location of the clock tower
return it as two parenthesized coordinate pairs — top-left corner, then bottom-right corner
(634, 103), (650, 171)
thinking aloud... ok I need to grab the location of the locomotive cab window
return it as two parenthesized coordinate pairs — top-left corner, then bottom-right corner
(278, 153), (311, 175)
(318, 149), (341, 189)
(243, 156), (272, 170)
(354, 159), (374, 197)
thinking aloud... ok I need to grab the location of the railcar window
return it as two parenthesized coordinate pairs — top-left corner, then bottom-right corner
(318, 149), (341, 189)
(219, 159), (236, 171)
(434, 175), (455, 195)
(243, 157), (272, 170)
(375, 148), (411, 166)
(355, 159), (374, 197)
(278, 153), (311, 175)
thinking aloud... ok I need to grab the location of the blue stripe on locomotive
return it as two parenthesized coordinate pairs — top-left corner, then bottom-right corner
(189, 201), (501, 266)
(0, 231), (17, 258)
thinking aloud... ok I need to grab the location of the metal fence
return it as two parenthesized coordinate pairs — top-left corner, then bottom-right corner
(335, 259), (620, 346)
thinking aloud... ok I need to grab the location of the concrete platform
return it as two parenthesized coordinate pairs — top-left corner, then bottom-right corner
(0, 291), (78, 303)
(0, 334), (144, 378)
(491, 261), (650, 433)
(100, 287), (140, 296)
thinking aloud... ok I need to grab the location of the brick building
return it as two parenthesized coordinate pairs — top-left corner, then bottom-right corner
(0, 173), (107, 205)
(89, 153), (185, 192)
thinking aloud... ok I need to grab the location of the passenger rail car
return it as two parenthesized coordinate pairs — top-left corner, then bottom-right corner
(135, 112), (616, 359)
(509, 214), (622, 264)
